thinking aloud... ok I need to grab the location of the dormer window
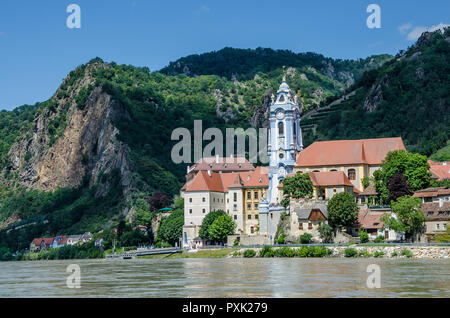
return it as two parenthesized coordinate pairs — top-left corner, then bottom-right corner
(279, 95), (285, 102)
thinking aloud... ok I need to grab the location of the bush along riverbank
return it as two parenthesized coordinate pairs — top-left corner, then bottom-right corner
(232, 245), (450, 259)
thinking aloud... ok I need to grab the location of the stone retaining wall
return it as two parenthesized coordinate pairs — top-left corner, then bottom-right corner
(233, 245), (450, 258)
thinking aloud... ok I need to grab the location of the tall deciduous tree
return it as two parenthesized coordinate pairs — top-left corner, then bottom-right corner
(387, 172), (411, 203)
(281, 173), (314, 208)
(382, 196), (425, 242)
(374, 150), (431, 204)
(199, 210), (226, 241)
(208, 214), (236, 244)
(327, 192), (358, 229)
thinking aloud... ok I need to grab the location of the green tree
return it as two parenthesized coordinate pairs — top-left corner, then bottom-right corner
(327, 192), (358, 229)
(157, 209), (184, 246)
(208, 214), (236, 244)
(199, 210), (226, 241)
(359, 229), (369, 243)
(318, 223), (333, 243)
(381, 196), (426, 242)
(281, 173), (314, 208)
(374, 150), (431, 204)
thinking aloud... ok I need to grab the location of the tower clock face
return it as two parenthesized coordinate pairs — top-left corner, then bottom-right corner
(276, 110), (284, 120)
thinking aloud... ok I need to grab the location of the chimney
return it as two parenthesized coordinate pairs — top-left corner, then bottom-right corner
(207, 169), (211, 177)
(439, 198), (443, 208)
(216, 154), (219, 164)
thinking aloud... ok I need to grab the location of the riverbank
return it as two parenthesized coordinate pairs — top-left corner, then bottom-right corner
(232, 245), (450, 259)
(135, 245), (450, 259)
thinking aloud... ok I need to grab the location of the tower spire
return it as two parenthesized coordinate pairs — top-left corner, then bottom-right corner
(282, 66), (286, 82)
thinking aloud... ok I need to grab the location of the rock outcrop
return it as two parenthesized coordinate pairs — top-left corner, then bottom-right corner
(6, 63), (134, 201)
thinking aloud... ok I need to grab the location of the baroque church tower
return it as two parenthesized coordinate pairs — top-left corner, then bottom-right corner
(259, 67), (303, 242)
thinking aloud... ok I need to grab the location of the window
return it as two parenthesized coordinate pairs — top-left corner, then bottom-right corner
(427, 211), (433, 216)
(234, 215), (237, 220)
(234, 193), (237, 202)
(247, 192), (251, 199)
(233, 204), (237, 211)
(255, 214), (259, 219)
(202, 197), (206, 202)
(189, 198), (192, 203)
(278, 122), (284, 136)
(248, 215), (252, 220)
(251, 227), (254, 234)
(247, 204), (251, 210)
(254, 191), (258, 199)
(436, 224), (440, 230)
(202, 209), (206, 214)
(254, 203), (259, 209)
(308, 223), (312, 229)
(444, 223), (447, 230)
(347, 169), (356, 180)
(189, 209), (192, 214)
(227, 198), (229, 203)
(330, 169), (338, 172)
(299, 223), (303, 229)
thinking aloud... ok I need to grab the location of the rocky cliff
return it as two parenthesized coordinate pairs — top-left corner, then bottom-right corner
(6, 62), (134, 202)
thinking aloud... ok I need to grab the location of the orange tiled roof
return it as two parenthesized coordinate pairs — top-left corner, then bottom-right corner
(221, 173), (243, 191)
(188, 157), (255, 174)
(309, 171), (354, 187)
(239, 166), (269, 187)
(421, 202), (450, 221)
(358, 210), (384, 230)
(428, 161), (450, 181)
(413, 187), (450, 198)
(185, 170), (224, 192)
(296, 137), (406, 167)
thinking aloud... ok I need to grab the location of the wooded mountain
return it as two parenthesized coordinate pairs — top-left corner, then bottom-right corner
(0, 28), (448, 251)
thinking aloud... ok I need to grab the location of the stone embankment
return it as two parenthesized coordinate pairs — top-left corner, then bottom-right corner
(232, 245), (450, 259)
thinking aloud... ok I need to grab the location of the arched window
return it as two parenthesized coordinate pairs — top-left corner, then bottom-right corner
(279, 95), (285, 102)
(330, 169), (338, 172)
(278, 122), (284, 136)
(348, 169), (356, 180)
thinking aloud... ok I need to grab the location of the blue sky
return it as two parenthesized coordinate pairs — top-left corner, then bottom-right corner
(0, 0), (448, 110)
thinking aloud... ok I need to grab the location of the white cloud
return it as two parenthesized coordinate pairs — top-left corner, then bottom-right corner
(398, 23), (412, 35)
(406, 22), (449, 41)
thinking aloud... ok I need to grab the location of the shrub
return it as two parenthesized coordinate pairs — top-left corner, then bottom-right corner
(344, 247), (358, 257)
(358, 249), (372, 257)
(260, 245), (275, 257)
(318, 223), (334, 243)
(299, 233), (313, 244)
(311, 246), (331, 257)
(243, 249), (256, 258)
(401, 248), (413, 258)
(359, 229), (369, 243)
(373, 251), (385, 258)
(276, 234), (286, 244)
(296, 246), (310, 257)
(391, 251), (398, 257)
(374, 235), (385, 243)
(275, 247), (296, 257)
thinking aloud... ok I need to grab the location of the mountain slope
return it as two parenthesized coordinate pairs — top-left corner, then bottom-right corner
(301, 27), (450, 156)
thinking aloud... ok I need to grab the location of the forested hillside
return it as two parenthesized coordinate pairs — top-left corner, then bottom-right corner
(302, 27), (450, 156)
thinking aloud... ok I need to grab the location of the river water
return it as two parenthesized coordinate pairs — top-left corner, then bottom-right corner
(0, 258), (449, 297)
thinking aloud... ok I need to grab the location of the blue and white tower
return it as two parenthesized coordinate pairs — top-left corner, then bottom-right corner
(259, 69), (303, 241)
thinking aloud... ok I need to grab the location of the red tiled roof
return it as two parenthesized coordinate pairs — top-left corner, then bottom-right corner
(358, 210), (384, 229)
(188, 157), (255, 174)
(239, 166), (269, 187)
(428, 161), (450, 181)
(296, 137), (406, 167)
(422, 202), (450, 221)
(185, 170), (224, 192)
(221, 173), (243, 191)
(309, 171), (354, 187)
(413, 187), (450, 198)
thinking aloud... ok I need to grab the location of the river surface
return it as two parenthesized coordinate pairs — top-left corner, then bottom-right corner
(0, 258), (449, 297)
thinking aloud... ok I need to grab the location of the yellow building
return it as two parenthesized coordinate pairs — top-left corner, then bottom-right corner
(295, 137), (406, 192)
